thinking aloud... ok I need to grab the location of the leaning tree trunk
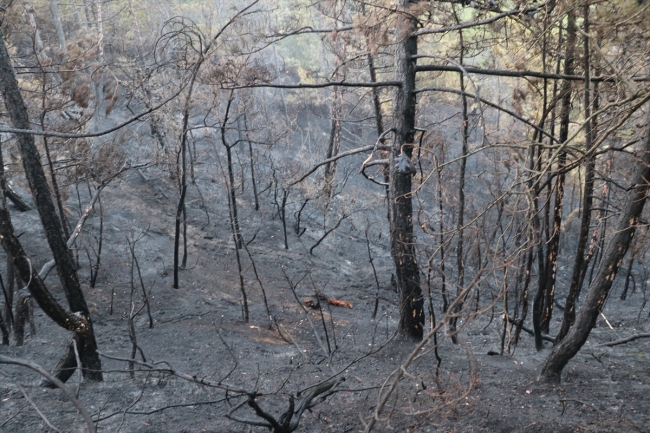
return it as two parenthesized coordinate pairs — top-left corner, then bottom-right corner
(0, 30), (102, 382)
(538, 112), (650, 383)
(390, 0), (424, 340)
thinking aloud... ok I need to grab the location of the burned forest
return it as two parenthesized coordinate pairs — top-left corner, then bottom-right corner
(1, 0), (650, 432)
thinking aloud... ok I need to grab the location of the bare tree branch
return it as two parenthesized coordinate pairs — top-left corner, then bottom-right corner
(0, 355), (95, 433)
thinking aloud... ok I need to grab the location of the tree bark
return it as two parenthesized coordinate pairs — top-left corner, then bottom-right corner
(538, 113), (650, 383)
(5, 184), (31, 211)
(323, 86), (342, 199)
(0, 30), (101, 381)
(540, 10), (577, 336)
(390, 0), (424, 340)
(448, 24), (469, 344)
(3, 256), (14, 334)
(556, 4), (594, 343)
(367, 52), (388, 191)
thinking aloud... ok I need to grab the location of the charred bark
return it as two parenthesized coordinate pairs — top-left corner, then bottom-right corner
(0, 30), (102, 381)
(448, 24), (470, 344)
(540, 10), (577, 335)
(556, 6), (594, 343)
(390, 0), (424, 340)
(5, 184), (31, 211)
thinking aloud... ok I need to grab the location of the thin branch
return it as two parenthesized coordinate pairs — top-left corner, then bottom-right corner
(94, 398), (228, 422)
(597, 333), (650, 347)
(0, 84), (190, 139)
(0, 372), (62, 433)
(95, 351), (248, 394)
(291, 140), (391, 187)
(310, 214), (349, 256)
(225, 80), (402, 90)
(38, 166), (146, 280)
(414, 5), (546, 36)
(415, 64), (650, 82)
(414, 86), (557, 142)
(0, 355), (95, 433)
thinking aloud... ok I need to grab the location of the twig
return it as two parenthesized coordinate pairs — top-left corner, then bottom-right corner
(0, 403), (28, 429)
(504, 315), (555, 343)
(214, 326), (238, 382)
(276, 321), (307, 363)
(364, 271), (484, 433)
(96, 351), (249, 394)
(309, 213), (348, 255)
(310, 276), (332, 355)
(127, 235), (154, 328)
(38, 183), (106, 279)
(241, 241), (272, 329)
(93, 398), (228, 422)
(365, 225), (381, 319)
(282, 269), (329, 358)
(72, 338), (82, 398)
(0, 355), (96, 433)
(290, 143), (391, 186)
(597, 332), (650, 347)
(118, 374), (149, 432)
(0, 372), (61, 433)
(227, 377), (345, 432)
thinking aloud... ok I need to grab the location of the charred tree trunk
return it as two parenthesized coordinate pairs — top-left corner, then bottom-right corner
(367, 52), (389, 196)
(448, 26), (469, 344)
(241, 113), (259, 211)
(0, 306), (7, 345)
(540, 10), (576, 336)
(390, 0), (424, 340)
(0, 31), (102, 381)
(3, 256), (14, 334)
(222, 94), (244, 249)
(13, 288), (29, 346)
(539, 114), (650, 383)
(556, 5), (594, 343)
(323, 87), (342, 199)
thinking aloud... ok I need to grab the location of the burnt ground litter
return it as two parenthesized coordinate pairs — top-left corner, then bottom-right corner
(1, 123), (650, 433)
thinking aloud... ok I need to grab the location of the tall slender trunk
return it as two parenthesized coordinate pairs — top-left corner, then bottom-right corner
(528, 9), (553, 351)
(435, 156), (448, 313)
(556, 5), (594, 343)
(539, 11), (577, 338)
(243, 114), (259, 211)
(323, 87), (342, 199)
(222, 94), (244, 249)
(391, 0), (423, 340)
(173, 67), (199, 288)
(367, 51), (389, 195)
(448, 26), (469, 344)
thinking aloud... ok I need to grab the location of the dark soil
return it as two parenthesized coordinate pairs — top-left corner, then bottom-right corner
(1, 138), (649, 433)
